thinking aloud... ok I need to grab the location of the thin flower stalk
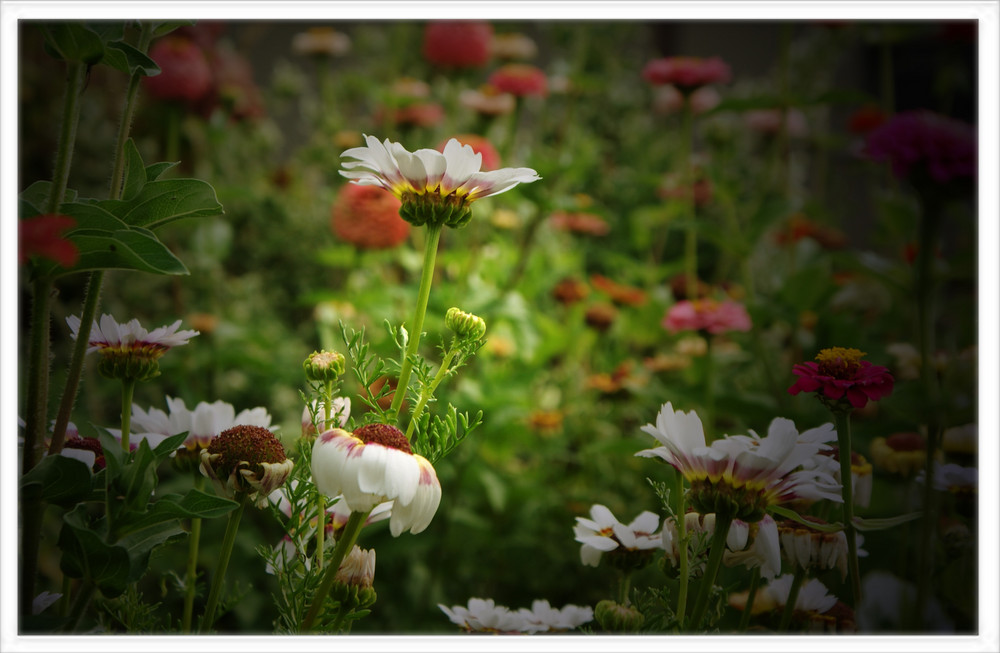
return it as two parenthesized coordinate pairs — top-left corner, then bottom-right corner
(738, 566), (761, 631)
(688, 512), (733, 630)
(405, 347), (458, 440)
(388, 223), (442, 426)
(680, 99), (698, 300)
(300, 508), (372, 631)
(833, 411), (862, 607)
(181, 476), (205, 633)
(673, 470), (690, 627)
(777, 565), (807, 631)
(200, 492), (249, 633)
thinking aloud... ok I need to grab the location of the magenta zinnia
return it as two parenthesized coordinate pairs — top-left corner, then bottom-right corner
(863, 110), (976, 183)
(788, 347), (894, 410)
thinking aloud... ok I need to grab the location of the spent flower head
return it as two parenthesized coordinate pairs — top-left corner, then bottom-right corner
(200, 424), (293, 506)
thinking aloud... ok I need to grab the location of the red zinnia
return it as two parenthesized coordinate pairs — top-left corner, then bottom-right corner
(422, 21), (493, 68)
(144, 36), (213, 104)
(488, 64), (548, 98)
(788, 347), (895, 410)
(642, 56), (731, 92)
(331, 184), (409, 250)
(864, 110), (976, 183)
(19, 214), (78, 268)
(436, 134), (500, 171)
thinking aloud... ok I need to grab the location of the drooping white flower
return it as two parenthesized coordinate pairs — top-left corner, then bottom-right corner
(439, 598), (527, 633)
(573, 504), (662, 568)
(636, 402), (841, 521)
(762, 574), (838, 614)
(311, 424), (441, 536)
(515, 599), (594, 633)
(340, 135), (540, 228)
(724, 514), (781, 579)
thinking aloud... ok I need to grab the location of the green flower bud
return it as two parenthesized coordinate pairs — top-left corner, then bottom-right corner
(303, 350), (346, 382)
(445, 307), (486, 341)
(98, 352), (161, 382)
(594, 600), (644, 632)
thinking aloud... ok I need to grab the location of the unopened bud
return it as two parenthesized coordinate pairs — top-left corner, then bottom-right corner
(445, 307), (486, 341)
(303, 350), (346, 382)
(594, 600), (644, 632)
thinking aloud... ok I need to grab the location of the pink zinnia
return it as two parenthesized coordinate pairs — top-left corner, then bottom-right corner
(331, 183), (409, 250)
(788, 347), (895, 410)
(144, 36), (213, 104)
(422, 21), (493, 68)
(19, 214), (78, 268)
(863, 110), (976, 183)
(488, 64), (548, 97)
(662, 299), (752, 335)
(642, 56), (731, 92)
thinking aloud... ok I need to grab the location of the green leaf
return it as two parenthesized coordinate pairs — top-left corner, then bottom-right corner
(120, 139), (148, 201)
(853, 512), (922, 532)
(102, 40), (160, 77)
(88, 424), (123, 479)
(116, 520), (188, 585)
(60, 201), (130, 232)
(19, 453), (94, 508)
(149, 20), (195, 38)
(94, 178), (224, 229)
(58, 506), (131, 597)
(151, 431), (189, 460)
(116, 491), (238, 538)
(62, 228), (189, 276)
(117, 438), (158, 513)
(41, 23), (106, 64)
(19, 180), (78, 218)
(145, 161), (179, 182)
(769, 506), (844, 533)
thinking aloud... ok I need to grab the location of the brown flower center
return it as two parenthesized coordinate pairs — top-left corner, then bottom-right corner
(354, 423), (412, 454)
(815, 347), (866, 378)
(208, 425), (286, 476)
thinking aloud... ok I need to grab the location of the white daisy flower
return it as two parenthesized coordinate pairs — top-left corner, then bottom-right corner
(724, 514), (781, 579)
(311, 424), (441, 536)
(516, 599), (593, 633)
(67, 314), (198, 382)
(340, 135), (540, 228)
(439, 598), (527, 633)
(777, 519), (867, 581)
(573, 504), (663, 568)
(916, 462), (978, 493)
(763, 574), (838, 614)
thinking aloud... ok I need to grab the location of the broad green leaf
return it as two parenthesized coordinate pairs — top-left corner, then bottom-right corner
(115, 491), (238, 538)
(120, 139), (148, 201)
(853, 512), (922, 532)
(58, 506), (130, 597)
(116, 520), (188, 583)
(145, 161), (179, 182)
(19, 180), (78, 217)
(150, 20), (195, 38)
(769, 505), (844, 533)
(88, 424), (123, 479)
(19, 453), (94, 508)
(117, 438), (158, 513)
(62, 228), (189, 276)
(102, 40), (160, 77)
(40, 23), (105, 64)
(95, 178), (224, 228)
(60, 201), (130, 232)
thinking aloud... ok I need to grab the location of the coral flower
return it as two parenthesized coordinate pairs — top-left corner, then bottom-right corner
(144, 36), (213, 104)
(642, 56), (731, 92)
(788, 347), (895, 410)
(864, 110), (976, 183)
(340, 135), (540, 229)
(422, 21), (493, 68)
(488, 63), (548, 97)
(636, 402), (842, 521)
(663, 298), (752, 335)
(436, 134), (501, 170)
(590, 274), (647, 306)
(311, 423), (441, 536)
(548, 211), (610, 236)
(331, 183), (409, 249)
(19, 214), (78, 268)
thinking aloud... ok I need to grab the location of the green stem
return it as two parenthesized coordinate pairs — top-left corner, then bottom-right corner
(679, 99), (697, 299)
(702, 335), (715, 438)
(404, 347), (457, 440)
(673, 471), (690, 628)
(199, 493), (249, 633)
(59, 575), (72, 618)
(316, 381), (334, 569)
(914, 198), (943, 622)
(300, 509), (370, 632)
(120, 379), (136, 452)
(689, 511), (733, 630)
(388, 224), (442, 423)
(61, 581), (96, 632)
(181, 475), (205, 633)
(50, 22), (154, 456)
(738, 566), (760, 631)
(834, 410), (862, 608)
(47, 61), (86, 214)
(618, 572), (633, 606)
(777, 566), (806, 632)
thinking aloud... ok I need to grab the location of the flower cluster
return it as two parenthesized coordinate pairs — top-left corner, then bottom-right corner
(439, 598), (593, 634)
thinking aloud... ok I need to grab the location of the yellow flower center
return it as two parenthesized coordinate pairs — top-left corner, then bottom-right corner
(815, 347), (866, 378)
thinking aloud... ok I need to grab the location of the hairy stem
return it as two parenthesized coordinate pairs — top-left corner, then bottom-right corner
(181, 475), (205, 633)
(689, 512), (732, 630)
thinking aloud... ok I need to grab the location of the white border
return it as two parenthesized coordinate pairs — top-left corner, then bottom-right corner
(3, 2), (997, 652)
